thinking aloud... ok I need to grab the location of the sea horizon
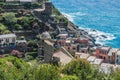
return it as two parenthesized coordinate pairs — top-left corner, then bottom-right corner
(51, 0), (120, 48)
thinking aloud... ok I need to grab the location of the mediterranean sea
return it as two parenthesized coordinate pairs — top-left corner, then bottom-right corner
(50, 0), (120, 48)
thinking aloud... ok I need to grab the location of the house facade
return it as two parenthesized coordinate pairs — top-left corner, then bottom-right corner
(95, 46), (111, 63)
(95, 46), (119, 64)
(115, 50), (120, 64)
(53, 47), (73, 65)
(108, 48), (118, 64)
(0, 34), (16, 48)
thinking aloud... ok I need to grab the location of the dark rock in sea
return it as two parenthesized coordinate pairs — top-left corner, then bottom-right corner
(101, 35), (107, 38)
(95, 44), (101, 47)
(92, 29), (96, 32)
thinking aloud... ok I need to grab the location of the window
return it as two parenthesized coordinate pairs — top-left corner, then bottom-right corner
(12, 38), (15, 42)
(108, 56), (111, 59)
(117, 55), (119, 58)
(6, 38), (9, 42)
(68, 47), (70, 50)
(0, 39), (1, 43)
(103, 57), (106, 60)
(73, 47), (76, 50)
(99, 56), (102, 59)
(0, 44), (2, 47)
(112, 53), (114, 55)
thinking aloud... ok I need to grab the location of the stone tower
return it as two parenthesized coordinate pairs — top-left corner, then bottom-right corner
(44, 2), (52, 15)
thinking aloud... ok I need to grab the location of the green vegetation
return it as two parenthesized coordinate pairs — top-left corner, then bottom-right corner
(23, 2), (42, 9)
(26, 52), (38, 60)
(61, 75), (79, 80)
(62, 59), (94, 80)
(53, 6), (68, 26)
(1, 1), (120, 80)
(0, 56), (30, 80)
(0, 0), (4, 5)
(0, 56), (120, 80)
(0, 23), (10, 34)
(1, 12), (37, 31)
(2, 12), (16, 30)
(33, 64), (60, 80)
(53, 6), (61, 16)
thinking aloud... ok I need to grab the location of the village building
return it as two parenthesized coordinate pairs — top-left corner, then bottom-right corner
(87, 56), (96, 64)
(41, 31), (51, 39)
(99, 63), (119, 74)
(80, 53), (90, 59)
(53, 47), (73, 65)
(38, 39), (54, 63)
(76, 37), (90, 53)
(108, 48), (119, 64)
(38, 32), (54, 63)
(0, 34), (16, 48)
(115, 50), (120, 64)
(43, 1), (52, 15)
(92, 58), (103, 65)
(75, 52), (82, 59)
(16, 36), (27, 52)
(64, 42), (77, 52)
(75, 52), (90, 59)
(95, 46), (119, 63)
(95, 46), (111, 63)
(33, 1), (53, 22)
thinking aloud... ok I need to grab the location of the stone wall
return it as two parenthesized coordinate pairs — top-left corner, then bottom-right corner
(1, 5), (24, 9)
(38, 39), (54, 63)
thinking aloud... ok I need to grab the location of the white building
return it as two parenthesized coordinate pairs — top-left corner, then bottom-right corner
(87, 56), (96, 64)
(115, 50), (120, 64)
(93, 59), (103, 65)
(0, 34), (16, 47)
(80, 53), (90, 59)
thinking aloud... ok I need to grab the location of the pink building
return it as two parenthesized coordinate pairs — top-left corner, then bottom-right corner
(95, 46), (118, 63)
(95, 47), (111, 63)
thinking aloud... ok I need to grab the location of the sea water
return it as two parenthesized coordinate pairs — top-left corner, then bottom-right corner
(50, 0), (120, 48)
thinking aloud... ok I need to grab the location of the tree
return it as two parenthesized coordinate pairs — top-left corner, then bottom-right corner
(113, 69), (120, 80)
(3, 13), (17, 29)
(0, 56), (30, 80)
(62, 59), (94, 80)
(28, 40), (38, 48)
(33, 64), (61, 80)
(61, 75), (79, 80)
(0, 23), (10, 34)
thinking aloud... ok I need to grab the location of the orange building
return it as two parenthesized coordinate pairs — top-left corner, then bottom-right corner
(95, 47), (118, 63)
(95, 46), (111, 63)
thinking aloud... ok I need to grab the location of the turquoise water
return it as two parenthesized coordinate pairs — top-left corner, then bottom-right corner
(51, 0), (120, 48)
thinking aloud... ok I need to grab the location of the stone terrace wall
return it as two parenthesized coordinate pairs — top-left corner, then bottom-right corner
(0, 5), (24, 9)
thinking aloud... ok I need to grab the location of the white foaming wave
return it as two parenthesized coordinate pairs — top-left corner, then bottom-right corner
(70, 12), (86, 16)
(62, 12), (75, 22)
(61, 12), (86, 22)
(82, 28), (116, 46)
(61, 12), (115, 46)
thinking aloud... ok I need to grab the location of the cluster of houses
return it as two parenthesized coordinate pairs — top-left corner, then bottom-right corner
(75, 52), (120, 74)
(54, 28), (120, 65)
(0, 0), (120, 74)
(36, 30), (120, 74)
(37, 28), (120, 65)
